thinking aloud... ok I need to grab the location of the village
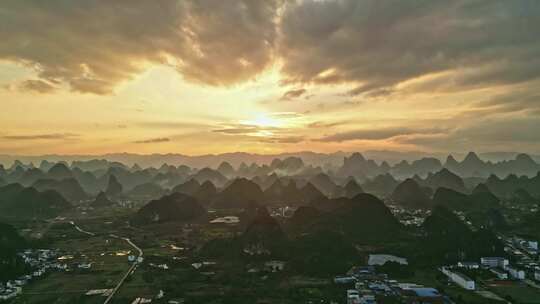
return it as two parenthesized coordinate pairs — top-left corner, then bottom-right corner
(0, 249), (63, 301)
(336, 235), (540, 304)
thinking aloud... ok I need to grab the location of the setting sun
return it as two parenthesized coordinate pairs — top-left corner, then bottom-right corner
(243, 114), (283, 128)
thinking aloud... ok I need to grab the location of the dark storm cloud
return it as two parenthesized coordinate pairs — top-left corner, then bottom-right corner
(316, 127), (447, 142)
(133, 137), (171, 144)
(0, 0), (280, 94)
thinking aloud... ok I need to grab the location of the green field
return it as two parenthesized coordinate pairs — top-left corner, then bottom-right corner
(487, 281), (540, 304)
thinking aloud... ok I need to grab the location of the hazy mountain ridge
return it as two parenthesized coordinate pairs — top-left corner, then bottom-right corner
(2, 150), (539, 170)
(1, 152), (540, 207)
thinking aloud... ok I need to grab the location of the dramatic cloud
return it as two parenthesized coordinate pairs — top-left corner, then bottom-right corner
(0, 0), (280, 94)
(1, 1), (540, 154)
(212, 125), (262, 135)
(261, 136), (305, 144)
(477, 82), (540, 114)
(136, 121), (210, 130)
(2, 0), (538, 97)
(307, 120), (348, 129)
(134, 137), (171, 144)
(316, 127), (447, 142)
(2, 133), (79, 140)
(280, 88), (307, 101)
(211, 122), (304, 145)
(279, 1), (540, 96)
(395, 115), (540, 152)
(17, 79), (57, 93)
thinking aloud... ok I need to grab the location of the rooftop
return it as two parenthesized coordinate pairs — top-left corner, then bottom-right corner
(410, 287), (441, 298)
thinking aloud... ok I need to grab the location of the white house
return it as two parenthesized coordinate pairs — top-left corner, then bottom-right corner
(347, 289), (361, 304)
(78, 262), (92, 269)
(33, 269), (44, 277)
(507, 266), (525, 280)
(265, 260), (286, 272)
(534, 270), (540, 281)
(457, 262), (480, 269)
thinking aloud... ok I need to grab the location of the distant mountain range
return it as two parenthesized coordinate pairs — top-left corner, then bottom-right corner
(2, 152), (539, 183)
(2, 150), (539, 169)
(0, 183), (72, 219)
(1, 152), (539, 203)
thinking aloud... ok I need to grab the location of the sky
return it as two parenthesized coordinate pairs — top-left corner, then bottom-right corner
(0, 0), (539, 156)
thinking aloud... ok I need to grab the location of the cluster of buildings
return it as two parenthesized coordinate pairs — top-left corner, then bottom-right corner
(209, 216), (240, 224)
(386, 205), (430, 226)
(502, 236), (540, 281)
(482, 256), (529, 280)
(441, 252), (539, 291)
(0, 249), (65, 301)
(0, 286), (21, 301)
(131, 297), (153, 304)
(149, 263), (169, 270)
(268, 206), (296, 218)
(334, 265), (444, 304)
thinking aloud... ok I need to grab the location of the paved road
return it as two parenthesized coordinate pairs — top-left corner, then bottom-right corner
(103, 234), (143, 304)
(69, 221), (96, 236)
(68, 221), (143, 304)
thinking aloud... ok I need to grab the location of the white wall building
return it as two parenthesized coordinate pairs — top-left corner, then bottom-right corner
(441, 267), (475, 290)
(480, 257), (509, 269)
(368, 254), (408, 266)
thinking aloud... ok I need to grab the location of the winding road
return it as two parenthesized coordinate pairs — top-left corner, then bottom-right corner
(69, 221), (96, 236)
